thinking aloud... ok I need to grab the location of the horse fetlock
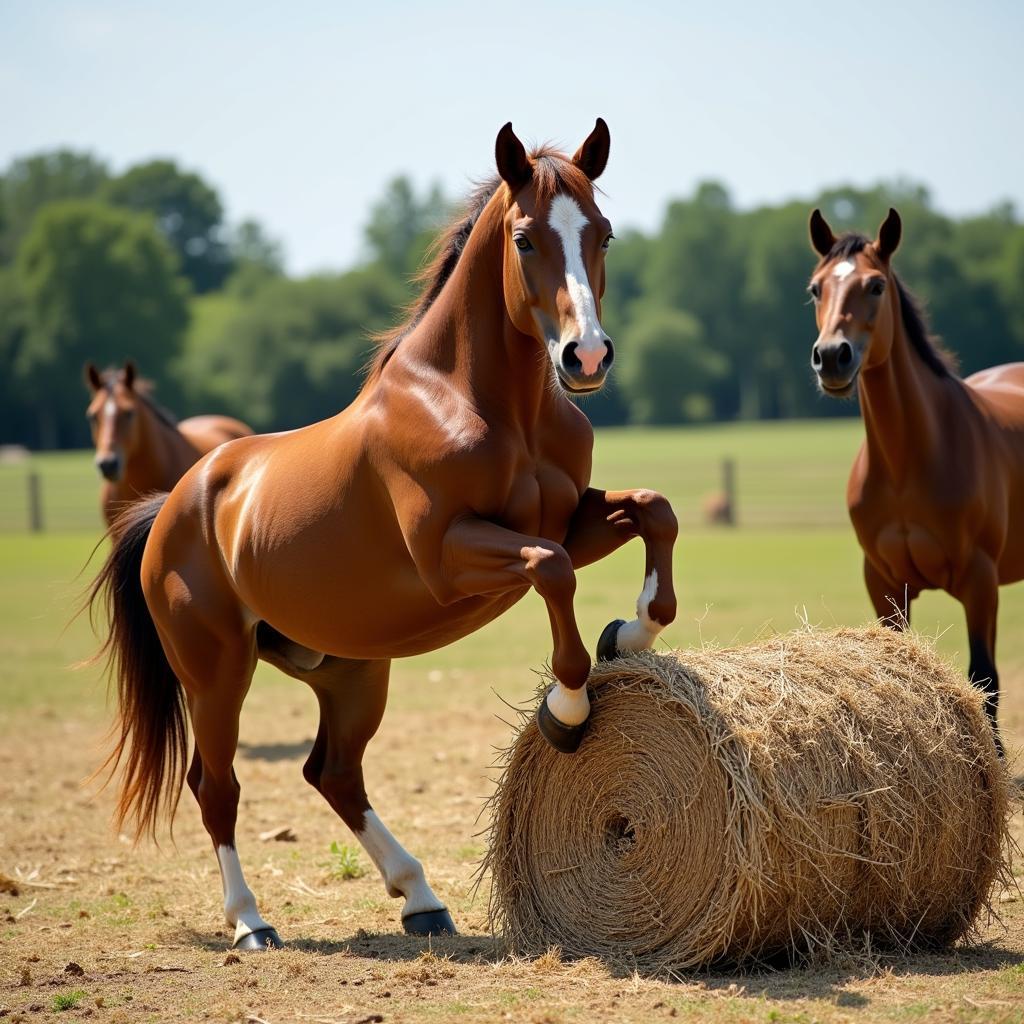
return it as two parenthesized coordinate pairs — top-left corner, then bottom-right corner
(383, 851), (427, 899)
(552, 648), (591, 691)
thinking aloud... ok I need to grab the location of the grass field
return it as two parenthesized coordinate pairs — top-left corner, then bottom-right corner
(1, 422), (1023, 1023)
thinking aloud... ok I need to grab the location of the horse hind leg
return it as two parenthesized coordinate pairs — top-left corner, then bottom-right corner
(303, 657), (455, 936)
(175, 635), (282, 950)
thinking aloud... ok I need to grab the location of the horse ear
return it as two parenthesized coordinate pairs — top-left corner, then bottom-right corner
(809, 208), (836, 257)
(84, 362), (102, 392)
(874, 207), (902, 261)
(495, 122), (532, 194)
(123, 359), (137, 390)
(572, 117), (610, 181)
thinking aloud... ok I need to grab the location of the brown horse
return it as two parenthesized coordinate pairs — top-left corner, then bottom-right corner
(85, 361), (252, 526)
(88, 121), (678, 949)
(808, 207), (1024, 751)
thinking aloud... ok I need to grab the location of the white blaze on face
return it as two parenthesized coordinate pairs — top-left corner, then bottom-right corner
(547, 194), (606, 376)
(833, 260), (856, 281)
(355, 811), (446, 918)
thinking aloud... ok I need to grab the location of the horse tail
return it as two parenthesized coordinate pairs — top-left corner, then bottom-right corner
(86, 492), (187, 841)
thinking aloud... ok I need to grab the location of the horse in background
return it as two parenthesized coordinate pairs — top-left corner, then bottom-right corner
(85, 360), (252, 526)
(808, 207), (1024, 753)
(87, 120), (678, 949)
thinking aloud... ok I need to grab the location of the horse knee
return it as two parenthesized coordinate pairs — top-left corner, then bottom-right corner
(525, 543), (575, 601)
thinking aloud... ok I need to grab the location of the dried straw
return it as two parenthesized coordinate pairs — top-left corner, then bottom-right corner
(485, 626), (1013, 972)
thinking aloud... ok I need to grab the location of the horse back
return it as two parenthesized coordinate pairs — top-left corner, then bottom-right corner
(178, 415), (254, 456)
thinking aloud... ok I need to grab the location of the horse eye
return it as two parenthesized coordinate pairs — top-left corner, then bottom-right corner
(514, 235), (533, 253)
(602, 233), (614, 250)
(87, 411), (98, 423)
(867, 278), (886, 296)
(809, 281), (822, 300)
(122, 409), (135, 421)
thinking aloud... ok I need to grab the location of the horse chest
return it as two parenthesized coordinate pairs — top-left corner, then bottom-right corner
(501, 463), (581, 540)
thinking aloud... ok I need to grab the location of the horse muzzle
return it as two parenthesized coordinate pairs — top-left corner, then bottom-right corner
(812, 338), (860, 398)
(556, 338), (614, 394)
(95, 453), (123, 481)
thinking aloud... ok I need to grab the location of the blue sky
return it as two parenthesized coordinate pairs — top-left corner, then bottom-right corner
(4, 0), (1021, 274)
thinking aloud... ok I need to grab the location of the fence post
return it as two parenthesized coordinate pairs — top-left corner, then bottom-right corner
(722, 457), (736, 527)
(27, 470), (43, 533)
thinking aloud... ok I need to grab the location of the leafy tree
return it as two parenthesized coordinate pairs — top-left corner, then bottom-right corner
(15, 201), (189, 447)
(104, 159), (231, 293)
(226, 219), (286, 297)
(0, 149), (109, 264)
(641, 182), (748, 418)
(178, 266), (405, 431)
(363, 177), (448, 279)
(616, 308), (727, 424)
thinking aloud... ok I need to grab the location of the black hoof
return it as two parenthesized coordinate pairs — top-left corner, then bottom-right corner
(536, 692), (588, 754)
(233, 926), (283, 951)
(403, 908), (457, 936)
(597, 619), (626, 661)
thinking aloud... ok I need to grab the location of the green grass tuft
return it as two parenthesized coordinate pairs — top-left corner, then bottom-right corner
(324, 840), (366, 880)
(52, 990), (86, 1011)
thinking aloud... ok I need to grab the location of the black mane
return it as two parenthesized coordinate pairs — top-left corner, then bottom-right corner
(821, 233), (957, 379)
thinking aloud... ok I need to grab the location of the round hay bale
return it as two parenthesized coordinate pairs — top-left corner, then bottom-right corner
(486, 626), (1012, 971)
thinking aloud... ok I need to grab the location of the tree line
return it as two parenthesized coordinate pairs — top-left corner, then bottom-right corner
(1, 149), (1022, 449)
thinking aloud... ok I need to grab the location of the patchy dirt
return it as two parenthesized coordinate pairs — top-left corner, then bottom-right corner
(2, 665), (1023, 1024)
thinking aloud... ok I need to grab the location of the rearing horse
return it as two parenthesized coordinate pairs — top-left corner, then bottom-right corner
(89, 121), (678, 949)
(85, 361), (252, 526)
(808, 207), (1024, 751)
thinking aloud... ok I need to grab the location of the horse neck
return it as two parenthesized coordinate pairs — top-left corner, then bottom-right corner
(398, 199), (552, 429)
(124, 397), (194, 489)
(857, 296), (953, 482)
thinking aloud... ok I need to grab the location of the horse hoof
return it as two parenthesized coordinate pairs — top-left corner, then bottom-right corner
(233, 927), (283, 951)
(597, 619), (626, 661)
(403, 909), (457, 936)
(536, 694), (588, 754)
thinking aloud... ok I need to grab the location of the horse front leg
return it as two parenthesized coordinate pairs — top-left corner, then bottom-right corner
(562, 488), (678, 660)
(435, 517), (592, 752)
(955, 555), (1002, 755)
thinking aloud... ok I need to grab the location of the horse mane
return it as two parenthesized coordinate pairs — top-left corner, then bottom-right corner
(99, 368), (180, 429)
(365, 145), (595, 379)
(819, 234), (958, 378)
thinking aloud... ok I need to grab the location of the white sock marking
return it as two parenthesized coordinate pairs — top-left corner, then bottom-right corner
(356, 811), (444, 918)
(546, 683), (591, 726)
(217, 844), (271, 943)
(547, 194), (607, 376)
(615, 569), (665, 652)
(833, 260), (856, 281)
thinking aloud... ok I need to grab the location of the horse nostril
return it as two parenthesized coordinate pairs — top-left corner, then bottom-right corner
(601, 339), (615, 370)
(811, 344), (823, 369)
(561, 342), (583, 374)
(837, 341), (853, 369)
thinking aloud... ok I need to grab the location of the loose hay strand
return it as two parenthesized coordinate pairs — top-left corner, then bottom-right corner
(484, 626), (1014, 973)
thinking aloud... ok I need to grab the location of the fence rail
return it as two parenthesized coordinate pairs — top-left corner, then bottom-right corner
(0, 438), (856, 534)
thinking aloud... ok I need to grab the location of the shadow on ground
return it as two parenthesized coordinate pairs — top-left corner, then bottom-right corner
(237, 739), (314, 762)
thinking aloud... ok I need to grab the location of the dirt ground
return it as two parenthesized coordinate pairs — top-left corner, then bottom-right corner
(2, 662), (1024, 1024)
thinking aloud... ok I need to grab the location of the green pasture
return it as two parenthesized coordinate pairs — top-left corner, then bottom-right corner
(3, 420), (1023, 741)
